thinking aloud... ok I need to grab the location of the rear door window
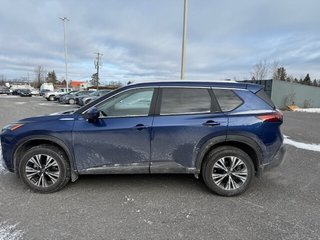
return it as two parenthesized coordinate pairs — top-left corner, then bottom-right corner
(160, 88), (214, 115)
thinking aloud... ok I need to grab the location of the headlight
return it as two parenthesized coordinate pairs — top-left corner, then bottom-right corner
(2, 123), (24, 132)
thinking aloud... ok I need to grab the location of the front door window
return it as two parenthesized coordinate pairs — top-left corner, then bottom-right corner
(96, 88), (154, 117)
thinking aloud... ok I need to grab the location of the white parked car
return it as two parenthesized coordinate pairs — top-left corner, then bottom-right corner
(44, 88), (72, 101)
(31, 89), (40, 95)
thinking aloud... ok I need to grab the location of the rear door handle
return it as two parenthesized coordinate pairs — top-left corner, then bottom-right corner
(202, 120), (220, 127)
(134, 124), (148, 130)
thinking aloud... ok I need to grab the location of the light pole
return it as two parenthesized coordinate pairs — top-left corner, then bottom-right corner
(180, 0), (188, 80)
(59, 17), (70, 91)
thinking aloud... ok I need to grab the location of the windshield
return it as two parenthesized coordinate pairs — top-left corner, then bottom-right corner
(89, 91), (99, 96)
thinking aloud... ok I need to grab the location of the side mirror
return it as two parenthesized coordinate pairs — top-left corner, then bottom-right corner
(86, 107), (100, 122)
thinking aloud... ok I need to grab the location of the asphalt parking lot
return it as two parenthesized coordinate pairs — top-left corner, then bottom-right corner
(0, 96), (320, 240)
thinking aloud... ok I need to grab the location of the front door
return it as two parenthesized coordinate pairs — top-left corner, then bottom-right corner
(73, 88), (156, 173)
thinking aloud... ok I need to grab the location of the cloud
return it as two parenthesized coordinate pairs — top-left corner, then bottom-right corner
(1, 0), (320, 83)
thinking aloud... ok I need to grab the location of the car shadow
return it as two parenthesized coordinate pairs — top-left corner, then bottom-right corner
(68, 174), (210, 194)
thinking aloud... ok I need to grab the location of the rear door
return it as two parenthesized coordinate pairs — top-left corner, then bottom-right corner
(150, 87), (228, 172)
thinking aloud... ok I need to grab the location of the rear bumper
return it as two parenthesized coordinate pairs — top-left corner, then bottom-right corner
(257, 144), (287, 176)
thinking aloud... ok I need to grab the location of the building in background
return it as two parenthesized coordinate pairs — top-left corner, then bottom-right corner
(70, 80), (92, 90)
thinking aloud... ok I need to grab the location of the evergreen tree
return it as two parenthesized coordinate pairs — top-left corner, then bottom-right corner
(312, 79), (318, 87)
(46, 70), (57, 84)
(91, 73), (98, 86)
(272, 67), (287, 81)
(303, 74), (311, 85)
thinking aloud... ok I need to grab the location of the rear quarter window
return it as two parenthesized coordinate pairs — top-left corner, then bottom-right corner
(256, 89), (276, 109)
(213, 89), (243, 112)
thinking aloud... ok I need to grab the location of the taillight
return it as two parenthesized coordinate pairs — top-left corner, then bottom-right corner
(257, 112), (283, 123)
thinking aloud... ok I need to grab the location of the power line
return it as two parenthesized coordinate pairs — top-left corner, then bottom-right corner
(94, 52), (103, 89)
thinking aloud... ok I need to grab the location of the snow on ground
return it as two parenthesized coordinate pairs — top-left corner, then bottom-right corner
(293, 108), (320, 113)
(0, 95), (19, 99)
(0, 222), (24, 240)
(284, 135), (320, 152)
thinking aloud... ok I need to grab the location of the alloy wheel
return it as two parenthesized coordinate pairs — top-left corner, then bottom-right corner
(25, 154), (60, 188)
(212, 156), (248, 191)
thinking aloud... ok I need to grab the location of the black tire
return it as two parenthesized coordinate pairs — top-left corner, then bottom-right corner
(49, 95), (54, 101)
(19, 144), (71, 193)
(68, 98), (75, 104)
(202, 146), (254, 196)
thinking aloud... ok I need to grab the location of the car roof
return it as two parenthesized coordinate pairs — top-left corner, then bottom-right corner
(128, 80), (263, 93)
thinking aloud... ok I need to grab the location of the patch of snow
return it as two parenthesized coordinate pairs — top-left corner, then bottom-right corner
(0, 96), (19, 99)
(0, 222), (24, 240)
(293, 108), (320, 113)
(284, 135), (320, 152)
(143, 219), (153, 225)
(124, 195), (135, 204)
(14, 102), (27, 105)
(39, 103), (70, 107)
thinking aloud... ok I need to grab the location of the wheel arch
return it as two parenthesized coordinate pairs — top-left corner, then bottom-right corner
(13, 135), (78, 182)
(195, 135), (263, 175)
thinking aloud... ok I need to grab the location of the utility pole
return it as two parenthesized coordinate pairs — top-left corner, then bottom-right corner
(59, 17), (70, 91)
(180, 0), (188, 80)
(94, 52), (103, 89)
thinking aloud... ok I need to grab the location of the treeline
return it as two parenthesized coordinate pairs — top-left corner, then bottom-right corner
(251, 60), (320, 87)
(272, 67), (319, 87)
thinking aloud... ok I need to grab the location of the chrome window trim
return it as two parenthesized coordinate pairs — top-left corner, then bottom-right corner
(158, 111), (217, 117)
(81, 85), (246, 117)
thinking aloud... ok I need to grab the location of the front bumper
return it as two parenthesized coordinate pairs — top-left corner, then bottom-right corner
(0, 136), (13, 172)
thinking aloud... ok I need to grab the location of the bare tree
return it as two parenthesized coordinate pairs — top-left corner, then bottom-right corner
(34, 66), (46, 88)
(251, 59), (269, 80)
(108, 81), (123, 88)
(272, 60), (280, 80)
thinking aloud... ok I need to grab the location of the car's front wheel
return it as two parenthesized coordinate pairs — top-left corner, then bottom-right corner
(202, 146), (254, 196)
(19, 145), (70, 193)
(68, 98), (75, 104)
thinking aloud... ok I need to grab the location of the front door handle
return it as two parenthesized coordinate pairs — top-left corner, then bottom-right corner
(134, 124), (148, 130)
(202, 120), (220, 127)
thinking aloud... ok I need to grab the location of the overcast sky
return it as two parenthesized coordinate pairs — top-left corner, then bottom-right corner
(1, 0), (320, 84)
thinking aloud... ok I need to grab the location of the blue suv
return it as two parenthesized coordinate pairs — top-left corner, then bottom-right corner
(1, 81), (285, 196)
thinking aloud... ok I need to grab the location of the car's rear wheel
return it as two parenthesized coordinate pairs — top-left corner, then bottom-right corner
(68, 98), (75, 104)
(49, 96), (54, 101)
(202, 146), (254, 196)
(19, 145), (70, 193)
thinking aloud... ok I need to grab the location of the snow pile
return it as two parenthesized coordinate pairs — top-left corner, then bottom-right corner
(284, 135), (320, 152)
(0, 222), (24, 240)
(293, 108), (320, 113)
